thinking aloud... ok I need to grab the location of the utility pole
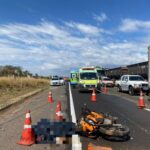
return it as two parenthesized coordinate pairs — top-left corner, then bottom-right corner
(148, 46), (150, 86)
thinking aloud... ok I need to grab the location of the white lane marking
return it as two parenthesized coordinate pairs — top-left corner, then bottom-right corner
(72, 135), (82, 150)
(69, 83), (77, 124)
(144, 108), (150, 112)
(69, 83), (82, 150)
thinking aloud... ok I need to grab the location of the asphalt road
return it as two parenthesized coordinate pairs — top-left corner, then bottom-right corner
(107, 87), (150, 108)
(0, 85), (70, 150)
(1, 84), (150, 150)
(71, 87), (150, 150)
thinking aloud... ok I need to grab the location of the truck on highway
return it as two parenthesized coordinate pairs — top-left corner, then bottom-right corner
(117, 74), (149, 95)
(95, 66), (106, 77)
(78, 67), (101, 92)
(95, 66), (107, 85)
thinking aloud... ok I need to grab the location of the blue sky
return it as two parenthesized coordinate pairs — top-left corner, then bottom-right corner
(0, 0), (150, 76)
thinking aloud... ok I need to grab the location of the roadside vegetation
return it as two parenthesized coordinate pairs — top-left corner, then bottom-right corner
(0, 65), (50, 106)
(0, 77), (49, 105)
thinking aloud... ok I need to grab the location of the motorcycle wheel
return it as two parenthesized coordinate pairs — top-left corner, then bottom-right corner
(102, 134), (130, 141)
(99, 124), (130, 137)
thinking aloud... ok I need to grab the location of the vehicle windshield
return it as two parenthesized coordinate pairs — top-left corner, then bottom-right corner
(71, 73), (77, 78)
(129, 76), (145, 81)
(80, 72), (98, 80)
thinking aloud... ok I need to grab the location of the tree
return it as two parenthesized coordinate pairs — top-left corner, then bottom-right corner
(0, 65), (32, 77)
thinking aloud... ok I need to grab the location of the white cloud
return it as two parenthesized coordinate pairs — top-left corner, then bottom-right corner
(119, 18), (150, 32)
(107, 43), (135, 49)
(93, 13), (108, 22)
(0, 20), (148, 75)
(65, 22), (103, 36)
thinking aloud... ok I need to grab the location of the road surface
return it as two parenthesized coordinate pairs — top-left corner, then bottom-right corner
(71, 87), (150, 150)
(1, 84), (150, 150)
(0, 86), (70, 150)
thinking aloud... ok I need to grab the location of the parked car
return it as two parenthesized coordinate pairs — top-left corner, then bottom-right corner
(101, 76), (114, 87)
(50, 77), (61, 86)
(117, 75), (149, 95)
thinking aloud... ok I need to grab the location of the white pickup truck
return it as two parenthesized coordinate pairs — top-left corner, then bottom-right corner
(117, 75), (149, 95)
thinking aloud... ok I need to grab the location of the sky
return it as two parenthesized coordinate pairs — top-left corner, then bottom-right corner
(0, 0), (150, 76)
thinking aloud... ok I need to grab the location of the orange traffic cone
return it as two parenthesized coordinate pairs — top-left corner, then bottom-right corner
(88, 143), (112, 150)
(17, 110), (35, 146)
(55, 101), (63, 120)
(138, 90), (145, 109)
(48, 91), (53, 103)
(88, 143), (93, 150)
(91, 89), (96, 102)
(103, 84), (107, 94)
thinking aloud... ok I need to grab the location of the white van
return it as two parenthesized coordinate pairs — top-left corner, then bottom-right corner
(50, 76), (61, 86)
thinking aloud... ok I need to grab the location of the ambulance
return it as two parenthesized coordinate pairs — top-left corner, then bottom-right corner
(70, 70), (79, 88)
(78, 67), (101, 92)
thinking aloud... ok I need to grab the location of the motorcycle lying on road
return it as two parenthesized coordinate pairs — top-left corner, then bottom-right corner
(76, 104), (130, 141)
